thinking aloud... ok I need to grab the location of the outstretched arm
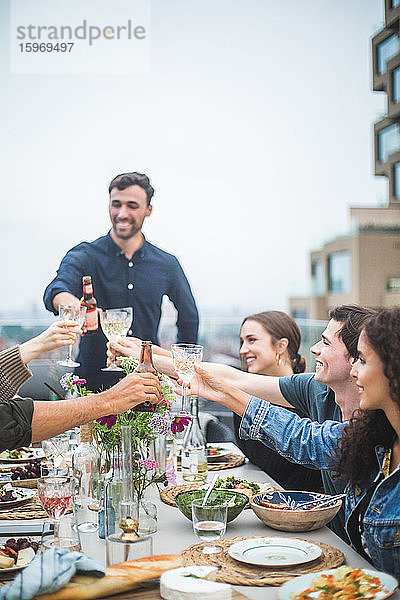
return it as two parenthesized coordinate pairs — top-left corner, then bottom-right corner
(185, 366), (345, 470)
(19, 321), (82, 364)
(108, 341), (291, 407)
(31, 372), (162, 442)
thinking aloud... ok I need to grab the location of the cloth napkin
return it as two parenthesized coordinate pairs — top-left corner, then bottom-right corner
(0, 547), (106, 600)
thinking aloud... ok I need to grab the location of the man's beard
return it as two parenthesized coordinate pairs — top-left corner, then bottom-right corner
(112, 220), (141, 239)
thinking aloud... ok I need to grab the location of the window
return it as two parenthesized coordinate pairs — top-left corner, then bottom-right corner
(378, 123), (400, 162)
(328, 252), (352, 294)
(311, 261), (325, 295)
(393, 67), (400, 103)
(387, 277), (400, 291)
(392, 0), (400, 8)
(377, 34), (400, 74)
(394, 163), (400, 199)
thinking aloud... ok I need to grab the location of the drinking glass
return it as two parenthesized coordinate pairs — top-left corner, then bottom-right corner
(100, 307), (133, 371)
(171, 344), (203, 414)
(192, 499), (227, 554)
(38, 476), (75, 544)
(41, 435), (70, 471)
(57, 304), (87, 367)
(41, 514), (81, 552)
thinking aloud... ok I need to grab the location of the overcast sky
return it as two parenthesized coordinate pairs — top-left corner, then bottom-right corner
(0, 0), (387, 320)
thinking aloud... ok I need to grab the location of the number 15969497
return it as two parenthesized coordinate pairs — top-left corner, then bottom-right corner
(19, 42), (74, 52)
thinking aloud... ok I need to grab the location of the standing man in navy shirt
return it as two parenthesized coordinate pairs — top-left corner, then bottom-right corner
(43, 172), (199, 391)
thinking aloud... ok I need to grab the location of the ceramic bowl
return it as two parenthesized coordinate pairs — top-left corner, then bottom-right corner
(250, 490), (342, 532)
(175, 489), (248, 523)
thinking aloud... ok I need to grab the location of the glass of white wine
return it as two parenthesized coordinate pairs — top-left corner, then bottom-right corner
(171, 344), (203, 415)
(100, 307), (133, 371)
(192, 499), (227, 554)
(57, 305), (87, 368)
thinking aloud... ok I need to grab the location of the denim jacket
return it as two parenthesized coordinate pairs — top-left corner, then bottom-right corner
(240, 396), (400, 579)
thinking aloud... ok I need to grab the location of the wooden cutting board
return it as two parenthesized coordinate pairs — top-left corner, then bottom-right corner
(101, 585), (250, 599)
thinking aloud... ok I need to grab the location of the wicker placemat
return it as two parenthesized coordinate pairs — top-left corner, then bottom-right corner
(0, 492), (47, 519)
(160, 483), (204, 506)
(177, 454), (245, 472)
(182, 536), (345, 586)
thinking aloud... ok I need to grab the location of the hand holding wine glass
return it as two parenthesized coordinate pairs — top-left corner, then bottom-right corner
(171, 344), (203, 414)
(100, 307), (133, 371)
(57, 304), (87, 368)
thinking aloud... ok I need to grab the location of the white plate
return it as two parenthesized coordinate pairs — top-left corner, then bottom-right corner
(278, 568), (398, 600)
(228, 537), (322, 567)
(0, 487), (36, 509)
(0, 448), (44, 463)
(207, 447), (230, 462)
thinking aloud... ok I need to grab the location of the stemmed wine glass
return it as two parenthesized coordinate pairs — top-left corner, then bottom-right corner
(100, 307), (133, 371)
(57, 305), (87, 368)
(192, 499), (227, 554)
(38, 476), (75, 545)
(171, 344), (203, 414)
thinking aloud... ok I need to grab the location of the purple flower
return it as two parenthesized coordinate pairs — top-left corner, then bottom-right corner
(149, 412), (172, 436)
(170, 414), (191, 434)
(96, 415), (117, 429)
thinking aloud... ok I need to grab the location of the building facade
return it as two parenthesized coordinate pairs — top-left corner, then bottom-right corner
(290, 1), (400, 320)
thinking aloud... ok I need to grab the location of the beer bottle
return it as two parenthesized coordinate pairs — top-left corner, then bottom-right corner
(132, 341), (157, 412)
(81, 275), (98, 334)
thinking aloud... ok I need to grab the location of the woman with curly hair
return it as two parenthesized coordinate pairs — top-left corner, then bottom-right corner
(184, 307), (400, 577)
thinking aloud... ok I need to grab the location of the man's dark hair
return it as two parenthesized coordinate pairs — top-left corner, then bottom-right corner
(329, 304), (377, 358)
(108, 172), (155, 206)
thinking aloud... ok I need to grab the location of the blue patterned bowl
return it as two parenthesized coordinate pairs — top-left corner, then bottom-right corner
(250, 491), (342, 532)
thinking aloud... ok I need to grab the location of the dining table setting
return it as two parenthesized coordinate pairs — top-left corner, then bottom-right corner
(0, 440), (397, 600)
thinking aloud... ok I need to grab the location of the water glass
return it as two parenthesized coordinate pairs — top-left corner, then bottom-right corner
(41, 514), (81, 552)
(192, 499), (227, 554)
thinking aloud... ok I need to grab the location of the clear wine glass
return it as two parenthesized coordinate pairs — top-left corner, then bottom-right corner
(192, 498), (227, 554)
(171, 344), (203, 414)
(100, 307), (133, 371)
(38, 476), (75, 545)
(57, 305), (87, 368)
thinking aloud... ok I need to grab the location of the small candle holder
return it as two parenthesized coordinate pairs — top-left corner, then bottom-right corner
(106, 500), (153, 565)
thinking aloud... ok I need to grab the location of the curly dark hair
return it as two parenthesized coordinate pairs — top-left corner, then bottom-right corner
(334, 308), (400, 487)
(108, 172), (154, 206)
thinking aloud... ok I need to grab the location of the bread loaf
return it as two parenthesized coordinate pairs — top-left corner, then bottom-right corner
(35, 554), (183, 600)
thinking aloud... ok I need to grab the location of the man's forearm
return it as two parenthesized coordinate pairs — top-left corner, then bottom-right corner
(52, 292), (80, 312)
(200, 363), (292, 408)
(31, 394), (108, 442)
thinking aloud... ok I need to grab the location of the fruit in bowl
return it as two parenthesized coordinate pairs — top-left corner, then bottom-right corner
(250, 490), (343, 532)
(175, 489), (248, 523)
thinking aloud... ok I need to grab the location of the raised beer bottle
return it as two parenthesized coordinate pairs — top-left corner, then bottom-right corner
(81, 275), (98, 334)
(132, 341), (157, 412)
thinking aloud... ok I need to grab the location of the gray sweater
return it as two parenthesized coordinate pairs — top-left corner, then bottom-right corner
(0, 346), (34, 451)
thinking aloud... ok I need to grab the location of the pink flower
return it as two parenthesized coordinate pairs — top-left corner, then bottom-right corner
(96, 415), (117, 429)
(72, 378), (87, 386)
(171, 414), (191, 434)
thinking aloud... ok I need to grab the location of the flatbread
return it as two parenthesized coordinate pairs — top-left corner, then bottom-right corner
(35, 554), (183, 600)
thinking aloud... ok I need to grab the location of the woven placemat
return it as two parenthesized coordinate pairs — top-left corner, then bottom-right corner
(182, 536), (345, 586)
(160, 483), (204, 506)
(177, 454), (245, 472)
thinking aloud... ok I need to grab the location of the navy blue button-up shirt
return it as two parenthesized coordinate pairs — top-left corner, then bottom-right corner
(43, 232), (199, 391)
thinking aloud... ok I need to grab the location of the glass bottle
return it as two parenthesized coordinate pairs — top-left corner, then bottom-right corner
(81, 275), (98, 334)
(132, 341), (157, 412)
(181, 397), (208, 482)
(72, 422), (101, 532)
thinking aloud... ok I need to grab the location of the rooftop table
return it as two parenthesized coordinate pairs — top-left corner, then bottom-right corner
(0, 443), (398, 600)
